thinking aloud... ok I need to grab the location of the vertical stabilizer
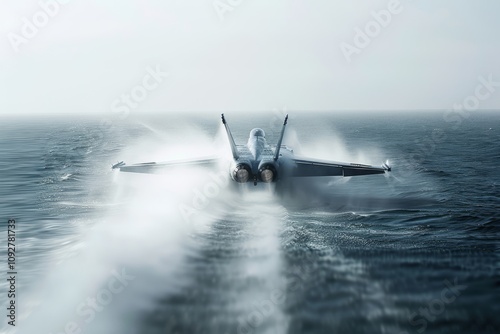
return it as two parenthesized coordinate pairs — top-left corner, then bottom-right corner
(274, 114), (288, 161)
(221, 114), (239, 160)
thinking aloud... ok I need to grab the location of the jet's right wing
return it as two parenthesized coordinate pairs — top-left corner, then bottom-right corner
(291, 157), (391, 177)
(112, 157), (218, 174)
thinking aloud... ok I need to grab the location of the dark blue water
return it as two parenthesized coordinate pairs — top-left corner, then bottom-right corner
(1, 111), (499, 334)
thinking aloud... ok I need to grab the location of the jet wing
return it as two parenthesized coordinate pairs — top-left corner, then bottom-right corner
(291, 157), (390, 177)
(112, 157), (219, 174)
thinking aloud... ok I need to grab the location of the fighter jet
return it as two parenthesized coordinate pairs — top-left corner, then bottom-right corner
(112, 114), (391, 185)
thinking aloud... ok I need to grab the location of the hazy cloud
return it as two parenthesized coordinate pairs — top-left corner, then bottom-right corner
(1, 0), (499, 115)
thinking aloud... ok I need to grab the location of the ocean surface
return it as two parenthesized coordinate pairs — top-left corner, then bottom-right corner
(0, 111), (499, 334)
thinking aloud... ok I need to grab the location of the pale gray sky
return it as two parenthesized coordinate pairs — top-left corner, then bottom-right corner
(1, 0), (499, 116)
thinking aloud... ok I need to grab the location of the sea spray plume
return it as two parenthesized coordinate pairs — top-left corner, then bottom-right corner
(15, 124), (234, 334)
(275, 131), (429, 212)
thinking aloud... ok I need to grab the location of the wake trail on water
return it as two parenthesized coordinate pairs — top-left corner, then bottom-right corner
(141, 188), (290, 334)
(228, 191), (289, 334)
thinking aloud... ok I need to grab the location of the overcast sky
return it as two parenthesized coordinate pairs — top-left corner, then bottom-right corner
(1, 0), (499, 116)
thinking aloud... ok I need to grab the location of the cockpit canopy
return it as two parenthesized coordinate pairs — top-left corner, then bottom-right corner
(249, 128), (265, 138)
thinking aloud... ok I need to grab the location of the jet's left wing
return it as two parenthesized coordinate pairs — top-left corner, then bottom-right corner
(291, 157), (390, 177)
(112, 157), (219, 174)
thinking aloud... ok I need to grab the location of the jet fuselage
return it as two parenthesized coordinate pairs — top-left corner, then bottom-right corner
(229, 128), (293, 185)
